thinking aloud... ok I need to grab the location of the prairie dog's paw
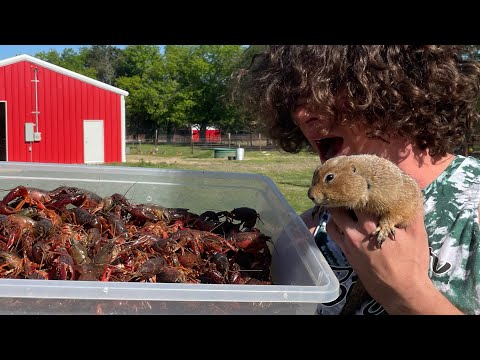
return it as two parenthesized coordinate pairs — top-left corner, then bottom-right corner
(372, 225), (396, 248)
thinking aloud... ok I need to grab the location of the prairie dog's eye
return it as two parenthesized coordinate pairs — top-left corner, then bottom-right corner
(325, 174), (335, 183)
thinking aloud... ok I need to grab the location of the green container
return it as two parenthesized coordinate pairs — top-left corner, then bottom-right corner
(212, 148), (236, 158)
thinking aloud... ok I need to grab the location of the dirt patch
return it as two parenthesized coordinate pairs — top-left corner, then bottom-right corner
(127, 154), (183, 164)
(125, 152), (319, 173)
(126, 154), (228, 166)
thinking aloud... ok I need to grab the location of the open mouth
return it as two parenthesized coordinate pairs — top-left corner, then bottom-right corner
(317, 137), (344, 162)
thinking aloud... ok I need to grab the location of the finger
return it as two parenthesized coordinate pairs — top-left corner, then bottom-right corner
(325, 217), (346, 253)
(329, 208), (378, 236)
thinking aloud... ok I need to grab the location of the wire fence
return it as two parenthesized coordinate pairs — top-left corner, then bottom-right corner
(126, 133), (480, 158)
(467, 135), (480, 158)
(126, 133), (278, 151)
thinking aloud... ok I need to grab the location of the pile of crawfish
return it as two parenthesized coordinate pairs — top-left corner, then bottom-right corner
(0, 185), (273, 285)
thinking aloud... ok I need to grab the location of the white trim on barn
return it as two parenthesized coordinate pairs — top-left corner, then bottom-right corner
(121, 95), (126, 162)
(0, 54), (129, 96)
(190, 124), (219, 132)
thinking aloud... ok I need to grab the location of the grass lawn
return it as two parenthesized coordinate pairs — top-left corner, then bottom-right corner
(112, 143), (320, 215)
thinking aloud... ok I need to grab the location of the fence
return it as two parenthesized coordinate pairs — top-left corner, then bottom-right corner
(467, 135), (480, 158)
(126, 132), (278, 151)
(127, 132), (480, 157)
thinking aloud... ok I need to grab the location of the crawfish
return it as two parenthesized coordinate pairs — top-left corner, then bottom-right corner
(155, 266), (198, 283)
(227, 262), (246, 284)
(22, 187), (53, 204)
(2, 186), (29, 207)
(0, 202), (15, 215)
(5, 214), (36, 249)
(141, 221), (170, 238)
(0, 250), (24, 277)
(74, 188), (103, 210)
(177, 251), (203, 269)
(102, 206), (128, 238)
(32, 224), (75, 265)
(92, 193), (131, 214)
(93, 238), (121, 265)
(68, 207), (102, 230)
(32, 218), (54, 239)
(211, 252), (230, 273)
(151, 237), (181, 255)
(49, 186), (103, 209)
(201, 267), (226, 284)
(74, 263), (108, 281)
(123, 232), (160, 252)
(129, 256), (167, 281)
(227, 229), (272, 254)
(219, 207), (264, 230)
(31, 236), (55, 265)
(0, 250), (47, 279)
(67, 237), (91, 265)
(127, 205), (190, 225)
(190, 212), (225, 233)
(167, 229), (236, 256)
(48, 246), (75, 280)
(2, 186), (55, 212)
(48, 186), (79, 197)
(45, 193), (86, 213)
(82, 227), (102, 254)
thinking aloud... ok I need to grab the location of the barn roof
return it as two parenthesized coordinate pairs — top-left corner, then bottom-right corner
(0, 54), (129, 96)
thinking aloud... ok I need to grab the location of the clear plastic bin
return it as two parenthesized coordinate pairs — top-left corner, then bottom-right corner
(0, 162), (339, 314)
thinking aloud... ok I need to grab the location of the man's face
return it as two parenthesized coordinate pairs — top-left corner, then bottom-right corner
(291, 102), (389, 163)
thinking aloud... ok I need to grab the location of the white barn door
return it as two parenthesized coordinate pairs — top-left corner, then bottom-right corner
(83, 120), (104, 164)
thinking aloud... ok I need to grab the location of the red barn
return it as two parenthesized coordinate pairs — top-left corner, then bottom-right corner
(191, 125), (221, 142)
(0, 54), (129, 164)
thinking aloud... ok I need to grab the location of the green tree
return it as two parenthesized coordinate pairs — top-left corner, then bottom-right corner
(163, 45), (246, 140)
(116, 45), (192, 140)
(35, 47), (97, 78)
(226, 45), (268, 135)
(117, 45), (162, 77)
(84, 45), (123, 85)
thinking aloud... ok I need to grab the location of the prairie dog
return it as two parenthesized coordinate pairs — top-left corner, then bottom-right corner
(308, 154), (423, 247)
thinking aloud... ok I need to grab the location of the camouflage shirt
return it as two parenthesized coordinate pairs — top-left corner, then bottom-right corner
(314, 155), (480, 315)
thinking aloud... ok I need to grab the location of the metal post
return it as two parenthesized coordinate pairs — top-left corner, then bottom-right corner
(32, 67), (39, 131)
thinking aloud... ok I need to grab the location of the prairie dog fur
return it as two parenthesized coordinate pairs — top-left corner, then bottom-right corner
(308, 154), (423, 247)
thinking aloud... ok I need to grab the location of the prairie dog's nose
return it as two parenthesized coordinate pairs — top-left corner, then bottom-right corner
(307, 187), (315, 201)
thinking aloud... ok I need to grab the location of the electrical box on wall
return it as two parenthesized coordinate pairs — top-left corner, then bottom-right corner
(24, 123), (41, 142)
(25, 123), (35, 142)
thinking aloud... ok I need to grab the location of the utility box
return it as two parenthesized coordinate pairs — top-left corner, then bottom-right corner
(24, 123), (35, 142)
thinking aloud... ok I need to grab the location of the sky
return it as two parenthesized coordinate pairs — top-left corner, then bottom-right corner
(0, 45), (128, 61)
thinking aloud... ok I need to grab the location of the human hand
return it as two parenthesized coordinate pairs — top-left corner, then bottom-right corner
(326, 208), (461, 314)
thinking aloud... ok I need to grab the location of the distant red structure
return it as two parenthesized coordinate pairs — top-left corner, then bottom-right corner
(0, 54), (129, 164)
(191, 126), (221, 142)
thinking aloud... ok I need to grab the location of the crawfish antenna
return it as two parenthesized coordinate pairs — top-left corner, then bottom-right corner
(124, 181), (139, 198)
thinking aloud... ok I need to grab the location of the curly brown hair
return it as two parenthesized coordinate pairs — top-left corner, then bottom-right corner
(233, 45), (480, 156)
